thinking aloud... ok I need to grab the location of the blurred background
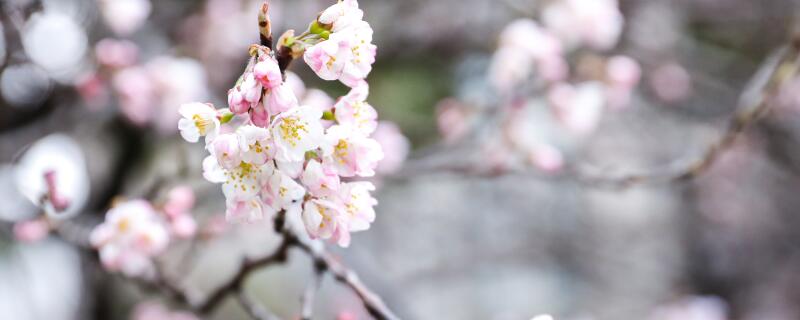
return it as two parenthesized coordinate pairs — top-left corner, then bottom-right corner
(1, 0), (800, 319)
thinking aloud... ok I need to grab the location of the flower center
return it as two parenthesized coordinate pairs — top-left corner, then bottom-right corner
(335, 139), (349, 163)
(279, 117), (308, 147)
(193, 114), (211, 135)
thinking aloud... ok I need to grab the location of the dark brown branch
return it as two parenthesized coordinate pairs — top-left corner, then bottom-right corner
(258, 1), (273, 49)
(197, 236), (292, 313)
(286, 232), (401, 320)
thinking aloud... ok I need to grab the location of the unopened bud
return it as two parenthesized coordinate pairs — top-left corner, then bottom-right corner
(258, 1), (273, 48)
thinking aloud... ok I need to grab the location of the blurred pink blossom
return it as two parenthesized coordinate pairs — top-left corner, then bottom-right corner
(75, 72), (109, 110)
(548, 82), (606, 135)
(132, 301), (199, 320)
(163, 186), (195, 219)
(99, 0), (152, 36)
(491, 19), (568, 92)
(528, 143), (564, 173)
(542, 0), (624, 51)
(15, 134), (90, 218)
(95, 38), (139, 68)
(436, 98), (471, 144)
(372, 121), (410, 175)
(648, 296), (728, 320)
(337, 311), (358, 320)
(13, 218), (50, 243)
(605, 55), (642, 109)
(650, 63), (692, 103)
(90, 200), (170, 278)
(113, 66), (155, 126)
(170, 214), (197, 239)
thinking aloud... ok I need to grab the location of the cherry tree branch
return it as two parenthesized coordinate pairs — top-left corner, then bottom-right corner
(235, 289), (281, 320)
(52, 210), (400, 320)
(300, 256), (325, 320)
(392, 37), (800, 189)
(568, 41), (800, 188)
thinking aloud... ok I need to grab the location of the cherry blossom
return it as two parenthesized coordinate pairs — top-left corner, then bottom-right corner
(178, 0), (384, 247)
(548, 82), (606, 135)
(98, 0), (152, 36)
(650, 62), (692, 103)
(162, 186), (198, 238)
(228, 72), (262, 114)
(226, 197), (268, 223)
(302, 198), (348, 246)
(304, 19), (377, 87)
(132, 301), (199, 320)
(542, 0), (624, 51)
(372, 121), (410, 175)
(262, 168), (306, 213)
(95, 38), (139, 68)
(253, 56), (283, 89)
(211, 133), (243, 170)
(237, 125), (274, 165)
(13, 218), (51, 243)
(338, 181), (377, 232)
(14, 134), (90, 218)
(302, 159), (341, 197)
(264, 83), (299, 115)
(334, 81), (378, 135)
(90, 200), (169, 278)
(271, 105), (325, 162)
(178, 102), (220, 144)
(322, 125), (384, 177)
(318, 0), (364, 32)
(605, 55), (642, 109)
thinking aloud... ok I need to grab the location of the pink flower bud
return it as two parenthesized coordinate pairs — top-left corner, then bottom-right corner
(13, 218), (50, 243)
(251, 104), (269, 127)
(436, 98), (470, 144)
(337, 311), (357, 320)
(607, 55), (642, 89)
(265, 83), (298, 115)
(44, 169), (70, 212)
(529, 144), (564, 173)
(253, 57), (283, 89)
(228, 73), (262, 114)
(171, 214), (197, 238)
(95, 38), (139, 68)
(228, 88), (248, 114)
(163, 185), (195, 218)
(202, 214), (229, 238)
(372, 121), (410, 175)
(650, 63), (692, 103)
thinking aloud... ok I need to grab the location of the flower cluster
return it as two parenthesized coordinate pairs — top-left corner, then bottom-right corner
(179, 0), (384, 247)
(304, 0), (377, 88)
(77, 0), (210, 133)
(442, 0), (645, 173)
(90, 187), (197, 278)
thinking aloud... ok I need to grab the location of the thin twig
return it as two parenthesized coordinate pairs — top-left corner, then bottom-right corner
(300, 248), (326, 320)
(387, 40), (800, 190)
(235, 289), (282, 320)
(197, 236), (292, 313)
(286, 231), (401, 320)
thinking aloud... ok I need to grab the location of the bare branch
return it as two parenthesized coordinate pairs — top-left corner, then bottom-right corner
(300, 249), (325, 320)
(258, 1), (273, 49)
(235, 289), (282, 320)
(286, 232), (401, 320)
(197, 236), (292, 313)
(388, 40), (800, 190)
